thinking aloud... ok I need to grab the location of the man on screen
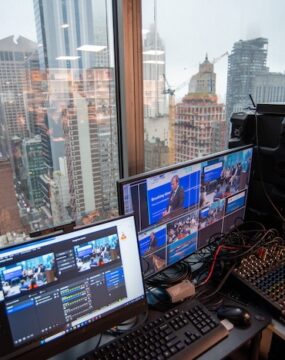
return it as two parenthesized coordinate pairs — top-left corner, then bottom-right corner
(163, 175), (185, 217)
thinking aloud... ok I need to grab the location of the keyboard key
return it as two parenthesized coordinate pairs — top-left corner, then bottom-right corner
(176, 342), (185, 351)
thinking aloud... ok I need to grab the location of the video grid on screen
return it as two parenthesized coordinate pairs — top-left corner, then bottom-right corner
(120, 147), (253, 278)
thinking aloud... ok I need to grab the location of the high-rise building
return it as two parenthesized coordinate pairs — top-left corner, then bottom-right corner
(0, 35), (38, 157)
(253, 72), (285, 103)
(33, 0), (110, 70)
(59, 67), (118, 221)
(32, 0), (118, 223)
(22, 135), (46, 208)
(144, 137), (168, 171)
(226, 37), (268, 121)
(175, 56), (227, 161)
(39, 172), (71, 227)
(0, 158), (23, 235)
(143, 24), (167, 118)
(189, 54), (216, 94)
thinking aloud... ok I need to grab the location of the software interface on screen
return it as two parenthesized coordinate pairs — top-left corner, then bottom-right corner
(121, 147), (253, 278)
(0, 216), (144, 356)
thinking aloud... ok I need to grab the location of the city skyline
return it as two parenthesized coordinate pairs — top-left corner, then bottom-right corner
(1, 0), (285, 101)
(0, 0), (119, 242)
(1, 0), (285, 243)
(142, 0), (285, 102)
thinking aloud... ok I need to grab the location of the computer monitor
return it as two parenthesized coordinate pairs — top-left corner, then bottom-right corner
(0, 215), (146, 360)
(117, 145), (253, 278)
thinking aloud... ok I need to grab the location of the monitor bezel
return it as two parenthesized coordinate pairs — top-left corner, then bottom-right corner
(117, 145), (253, 278)
(0, 214), (147, 360)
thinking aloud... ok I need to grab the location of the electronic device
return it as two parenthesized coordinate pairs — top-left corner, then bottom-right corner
(229, 104), (285, 229)
(232, 244), (285, 323)
(146, 280), (196, 310)
(0, 215), (146, 360)
(117, 145), (253, 278)
(217, 306), (251, 328)
(79, 299), (229, 360)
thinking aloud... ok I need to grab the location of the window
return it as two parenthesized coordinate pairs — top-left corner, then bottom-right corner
(142, 0), (285, 170)
(0, 0), (119, 246)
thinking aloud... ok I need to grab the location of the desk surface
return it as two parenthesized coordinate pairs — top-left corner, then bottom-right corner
(50, 297), (271, 360)
(198, 301), (270, 360)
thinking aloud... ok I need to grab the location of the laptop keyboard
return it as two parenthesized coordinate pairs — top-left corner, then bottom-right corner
(79, 300), (228, 360)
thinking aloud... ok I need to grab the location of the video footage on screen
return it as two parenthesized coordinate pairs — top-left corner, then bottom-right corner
(0, 253), (57, 298)
(74, 234), (121, 272)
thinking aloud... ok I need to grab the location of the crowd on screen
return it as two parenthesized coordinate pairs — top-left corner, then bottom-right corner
(167, 215), (198, 244)
(76, 239), (120, 272)
(1, 258), (56, 297)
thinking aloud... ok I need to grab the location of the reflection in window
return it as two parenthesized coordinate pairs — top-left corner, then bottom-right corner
(0, 0), (119, 247)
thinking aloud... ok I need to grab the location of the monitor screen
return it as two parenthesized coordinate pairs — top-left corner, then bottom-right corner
(117, 146), (253, 278)
(0, 215), (145, 359)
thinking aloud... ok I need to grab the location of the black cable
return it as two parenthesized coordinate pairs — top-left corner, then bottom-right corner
(93, 333), (103, 352)
(106, 310), (149, 336)
(146, 262), (191, 288)
(197, 263), (236, 303)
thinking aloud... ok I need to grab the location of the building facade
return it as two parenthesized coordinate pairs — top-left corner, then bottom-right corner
(0, 35), (37, 159)
(189, 54), (216, 95)
(22, 135), (46, 208)
(143, 25), (167, 118)
(33, 0), (110, 70)
(226, 37), (268, 121)
(175, 56), (227, 161)
(144, 137), (168, 171)
(253, 72), (285, 103)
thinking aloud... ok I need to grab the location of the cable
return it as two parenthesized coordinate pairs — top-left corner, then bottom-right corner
(146, 261), (191, 288)
(93, 333), (103, 352)
(198, 263), (236, 303)
(106, 310), (149, 336)
(196, 245), (243, 288)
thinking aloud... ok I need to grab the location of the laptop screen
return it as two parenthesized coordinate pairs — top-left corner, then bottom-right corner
(0, 215), (145, 359)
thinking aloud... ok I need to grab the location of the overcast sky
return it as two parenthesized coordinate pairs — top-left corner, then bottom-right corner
(0, 0), (285, 102)
(0, 0), (36, 40)
(142, 0), (285, 101)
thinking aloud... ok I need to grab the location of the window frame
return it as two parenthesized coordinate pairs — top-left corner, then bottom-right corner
(115, 0), (145, 177)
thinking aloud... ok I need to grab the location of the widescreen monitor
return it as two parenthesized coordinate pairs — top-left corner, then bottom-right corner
(0, 215), (145, 360)
(117, 145), (253, 278)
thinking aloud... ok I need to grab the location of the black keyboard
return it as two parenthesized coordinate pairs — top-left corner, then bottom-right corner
(79, 300), (228, 360)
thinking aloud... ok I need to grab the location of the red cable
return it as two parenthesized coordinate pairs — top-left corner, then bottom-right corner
(197, 245), (242, 287)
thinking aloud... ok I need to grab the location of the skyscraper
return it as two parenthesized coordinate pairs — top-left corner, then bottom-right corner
(226, 37), (268, 121)
(33, 0), (119, 222)
(22, 135), (46, 208)
(253, 72), (285, 103)
(143, 24), (167, 118)
(144, 137), (168, 171)
(60, 67), (118, 220)
(0, 35), (38, 158)
(175, 56), (227, 161)
(0, 158), (23, 235)
(189, 54), (216, 94)
(33, 0), (110, 70)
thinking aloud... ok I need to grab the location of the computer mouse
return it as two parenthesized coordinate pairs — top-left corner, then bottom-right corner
(217, 305), (251, 328)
